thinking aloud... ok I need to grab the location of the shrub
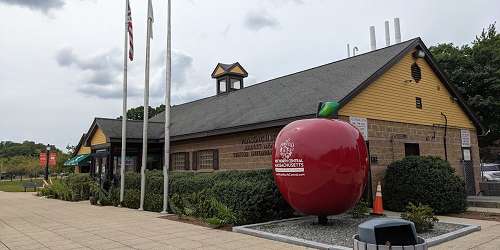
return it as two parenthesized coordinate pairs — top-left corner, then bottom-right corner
(38, 174), (95, 202)
(348, 200), (369, 218)
(168, 191), (236, 228)
(169, 193), (186, 217)
(144, 193), (163, 212)
(383, 156), (467, 214)
(65, 173), (93, 201)
(122, 189), (140, 209)
(121, 169), (293, 225)
(205, 197), (237, 228)
(401, 202), (439, 233)
(39, 180), (70, 200)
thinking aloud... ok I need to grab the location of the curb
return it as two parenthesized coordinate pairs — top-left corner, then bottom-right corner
(233, 217), (481, 250)
(426, 223), (481, 247)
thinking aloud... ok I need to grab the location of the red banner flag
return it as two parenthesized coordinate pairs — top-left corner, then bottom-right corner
(39, 153), (47, 167)
(49, 152), (57, 167)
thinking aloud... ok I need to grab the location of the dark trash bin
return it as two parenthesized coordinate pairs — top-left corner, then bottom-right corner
(353, 218), (427, 250)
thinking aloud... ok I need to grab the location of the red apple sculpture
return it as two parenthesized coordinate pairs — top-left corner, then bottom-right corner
(273, 118), (369, 223)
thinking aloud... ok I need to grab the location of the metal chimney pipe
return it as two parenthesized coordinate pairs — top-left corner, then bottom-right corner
(347, 44), (351, 57)
(385, 21), (391, 46)
(369, 26), (376, 51)
(394, 17), (401, 43)
(353, 46), (359, 56)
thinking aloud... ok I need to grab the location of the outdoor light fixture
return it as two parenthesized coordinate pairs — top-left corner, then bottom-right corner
(46, 145), (51, 151)
(412, 50), (425, 59)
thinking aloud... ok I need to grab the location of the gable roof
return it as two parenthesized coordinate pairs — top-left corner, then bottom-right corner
(211, 62), (248, 78)
(83, 118), (165, 146)
(143, 38), (482, 141)
(72, 134), (87, 157)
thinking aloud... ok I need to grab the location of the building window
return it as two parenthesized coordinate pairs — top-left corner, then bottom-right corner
(405, 143), (420, 157)
(415, 97), (422, 109)
(230, 78), (241, 90)
(170, 152), (189, 170)
(411, 62), (421, 82)
(218, 79), (227, 93)
(193, 149), (219, 170)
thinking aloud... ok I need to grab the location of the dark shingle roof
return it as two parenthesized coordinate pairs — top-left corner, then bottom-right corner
(150, 39), (418, 138)
(91, 38), (483, 142)
(219, 63), (235, 71)
(95, 118), (165, 141)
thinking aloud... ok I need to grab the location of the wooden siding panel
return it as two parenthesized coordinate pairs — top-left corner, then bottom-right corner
(77, 146), (91, 155)
(90, 127), (107, 146)
(339, 50), (475, 129)
(230, 66), (245, 75)
(213, 66), (225, 77)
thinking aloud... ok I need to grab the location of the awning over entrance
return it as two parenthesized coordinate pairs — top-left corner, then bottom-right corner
(64, 154), (91, 166)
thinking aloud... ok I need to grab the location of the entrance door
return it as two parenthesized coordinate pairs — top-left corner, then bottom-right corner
(462, 148), (476, 195)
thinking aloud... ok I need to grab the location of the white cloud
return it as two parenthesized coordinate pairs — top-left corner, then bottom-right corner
(244, 10), (280, 31)
(0, 0), (65, 13)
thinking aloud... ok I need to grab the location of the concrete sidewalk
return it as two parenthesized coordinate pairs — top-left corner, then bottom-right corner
(0, 192), (309, 250)
(1, 192), (499, 249)
(430, 215), (500, 249)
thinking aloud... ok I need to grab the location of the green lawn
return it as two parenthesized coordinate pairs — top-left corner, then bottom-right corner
(0, 179), (44, 192)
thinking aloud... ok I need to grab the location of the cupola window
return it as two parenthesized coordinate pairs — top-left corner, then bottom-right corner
(230, 78), (242, 90)
(218, 79), (227, 93)
(211, 62), (248, 95)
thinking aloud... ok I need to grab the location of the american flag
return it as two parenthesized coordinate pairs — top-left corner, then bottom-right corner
(127, 0), (134, 61)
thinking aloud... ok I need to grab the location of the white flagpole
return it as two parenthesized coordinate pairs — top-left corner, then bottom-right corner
(162, 0), (172, 214)
(139, 0), (153, 211)
(120, 0), (129, 207)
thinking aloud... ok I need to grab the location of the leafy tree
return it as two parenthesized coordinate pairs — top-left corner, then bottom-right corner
(0, 141), (70, 178)
(0, 141), (46, 158)
(118, 105), (166, 121)
(430, 23), (500, 159)
(66, 145), (76, 155)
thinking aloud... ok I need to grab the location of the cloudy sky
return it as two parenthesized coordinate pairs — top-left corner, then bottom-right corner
(0, 0), (498, 150)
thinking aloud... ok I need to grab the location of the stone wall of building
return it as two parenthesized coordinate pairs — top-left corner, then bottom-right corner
(171, 127), (282, 171)
(171, 118), (480, 195)
(356, 117), (480, 195)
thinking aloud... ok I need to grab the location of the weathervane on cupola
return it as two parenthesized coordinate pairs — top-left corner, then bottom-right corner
(211, 62), (248, 95)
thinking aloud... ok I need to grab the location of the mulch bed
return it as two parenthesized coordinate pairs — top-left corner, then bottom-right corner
(159, 214), (232, 231)
(447, 211), (500, 222)
(249, 214), (466, 248)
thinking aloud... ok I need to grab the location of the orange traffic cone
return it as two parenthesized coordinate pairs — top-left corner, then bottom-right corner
(371, 181), (384, 216)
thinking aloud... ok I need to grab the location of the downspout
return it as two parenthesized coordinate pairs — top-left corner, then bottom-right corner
(441, 112), (448, 161)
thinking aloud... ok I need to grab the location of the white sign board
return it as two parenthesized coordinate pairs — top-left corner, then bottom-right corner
(460, 129), (471, 147)
(349, 117), (368, 141)
(463, 149), (471, 161)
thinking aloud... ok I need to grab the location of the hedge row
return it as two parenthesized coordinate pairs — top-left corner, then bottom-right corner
(39, 173), (94, 201)
(112, 169), (294, 225)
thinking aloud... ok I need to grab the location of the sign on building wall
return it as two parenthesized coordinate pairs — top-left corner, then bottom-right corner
(460, 129), (471, 147)
(232, 133), (277, 158)
(349, 117), (368, 141)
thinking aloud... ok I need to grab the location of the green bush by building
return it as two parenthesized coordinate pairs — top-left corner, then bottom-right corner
(38, 173), (94, 201)
(383, 156), (467, 214)
(111, 169), (293, 225)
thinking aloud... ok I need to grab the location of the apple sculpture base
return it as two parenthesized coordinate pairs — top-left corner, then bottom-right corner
(272, 118), (369, 224)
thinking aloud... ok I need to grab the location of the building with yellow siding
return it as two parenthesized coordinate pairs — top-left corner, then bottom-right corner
(64, 134), (91, 173)
(76, 38), (485, 200)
